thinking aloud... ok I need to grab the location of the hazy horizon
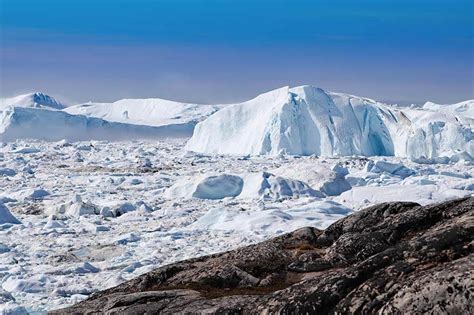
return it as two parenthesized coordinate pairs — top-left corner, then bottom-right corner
(1, 0), (473, 104)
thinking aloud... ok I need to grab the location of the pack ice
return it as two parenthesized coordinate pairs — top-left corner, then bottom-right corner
(0, 139), (472, 313)
(186, 86), (473, 161)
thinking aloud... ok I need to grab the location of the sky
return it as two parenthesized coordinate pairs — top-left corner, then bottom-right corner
(1, 0), (473, 105)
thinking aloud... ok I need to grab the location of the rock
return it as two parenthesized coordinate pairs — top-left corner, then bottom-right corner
(52, 197), (473, 314)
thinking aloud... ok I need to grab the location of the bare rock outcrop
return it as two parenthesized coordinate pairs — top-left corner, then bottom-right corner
(52, 197), (473, 314)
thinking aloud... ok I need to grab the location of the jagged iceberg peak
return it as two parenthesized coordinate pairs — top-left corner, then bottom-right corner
(0, 92), (66, 110)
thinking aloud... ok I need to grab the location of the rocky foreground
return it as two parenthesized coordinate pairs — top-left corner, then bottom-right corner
(52, 197), (473, 314)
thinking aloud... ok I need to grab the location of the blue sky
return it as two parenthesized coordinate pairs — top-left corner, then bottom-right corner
(1, 0), (473, 104)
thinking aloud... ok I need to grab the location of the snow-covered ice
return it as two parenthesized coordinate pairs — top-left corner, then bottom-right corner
(0, 94), (223, 142)
(64, 98), (222, 127)
(187, 86), (473, 161)
(1, 92), (66, 110)
(0, 87), (472, 313)
(0, 139), (472, 312)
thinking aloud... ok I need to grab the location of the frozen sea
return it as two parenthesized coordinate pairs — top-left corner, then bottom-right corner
(0, 139), (472, 313)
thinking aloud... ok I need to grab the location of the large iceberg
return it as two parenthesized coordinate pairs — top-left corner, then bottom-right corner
(0, 93), (223, 141)
(1, 88), (472, 160)
(0, 106), (194, 142)
(186, 86), (473, 160)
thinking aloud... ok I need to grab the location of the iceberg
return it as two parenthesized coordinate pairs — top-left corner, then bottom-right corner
(186, 86), (473, 161)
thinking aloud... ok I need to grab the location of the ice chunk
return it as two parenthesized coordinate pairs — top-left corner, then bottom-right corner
(2, 277), (44, 293)
(192, 174), (244, 200)
(0, 168), (16, 177)
(0, 203), (21, 225)
(166, 171), (321, 201)
(368, 161), (415, 178)
(43, 217), (66, 230)
(63, 195), (98, 217)
(239, 172), (323, 200)
(28, 189), (50, 200)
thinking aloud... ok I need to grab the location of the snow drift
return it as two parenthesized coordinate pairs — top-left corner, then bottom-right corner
(186, 86), (473, 161)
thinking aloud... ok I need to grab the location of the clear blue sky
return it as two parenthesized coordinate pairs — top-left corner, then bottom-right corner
(1, 0), (473, 104)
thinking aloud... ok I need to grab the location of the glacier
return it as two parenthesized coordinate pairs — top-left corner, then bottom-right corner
(186, 86), (473, 161)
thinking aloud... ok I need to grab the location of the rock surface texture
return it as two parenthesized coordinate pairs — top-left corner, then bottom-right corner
(52, 197), (473, 314)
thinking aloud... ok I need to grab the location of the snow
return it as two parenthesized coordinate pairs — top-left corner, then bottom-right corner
(0, 107), (196, 142)
(164, 171), (322, 200)
(367, 160), (415, 178)
(1, 92), (66, 110)
(0, 139), (471, 313)
(186, 86), (473, 161)
(64, 98), (223, 127)
(192, 174), (244, 199)
(190, 200), (352, 232)
(1, 89), (471, 162)
(423, 100), (474, 120)
(0, 93), (223, 142)
(0, 88), (472, 313)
